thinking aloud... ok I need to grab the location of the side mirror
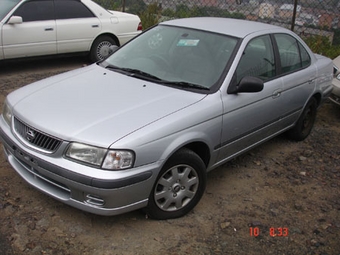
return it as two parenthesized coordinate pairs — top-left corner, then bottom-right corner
(228, 76), (264, 94)
(8, 16), (23, 24)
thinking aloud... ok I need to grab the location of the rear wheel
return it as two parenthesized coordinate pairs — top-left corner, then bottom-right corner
(145, 148), (206, 220)
(287, 97), (317, 141)
(90, 35), (116, 62)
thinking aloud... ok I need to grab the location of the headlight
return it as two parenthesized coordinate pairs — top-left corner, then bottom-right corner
(337, 73), (340, 81)
(2, 101), (12, 126)
(66, 143), (107, 166)
(65, 143), (134, 170)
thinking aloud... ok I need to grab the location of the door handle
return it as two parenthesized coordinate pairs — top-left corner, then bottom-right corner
(44, 27), (54, 31)
(92, 24), (99, 28)
(272, 89), (282, 98)
(308, 77), (316, 84)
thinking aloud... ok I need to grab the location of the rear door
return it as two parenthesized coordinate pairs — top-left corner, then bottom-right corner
(274, 33), (316, 124)
(54, 0), (101, 53)
(2, 0), (56, 59)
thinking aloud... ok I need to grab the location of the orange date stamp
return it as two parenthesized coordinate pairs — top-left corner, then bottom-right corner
(249, 227), (289, 237)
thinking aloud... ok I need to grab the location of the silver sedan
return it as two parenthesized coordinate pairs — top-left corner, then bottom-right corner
(0, 17), (333, 219)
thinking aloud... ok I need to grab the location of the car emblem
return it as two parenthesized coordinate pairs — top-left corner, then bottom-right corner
(26, 129), (36, 141)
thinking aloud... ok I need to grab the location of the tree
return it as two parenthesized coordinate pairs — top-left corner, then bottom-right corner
(139, 3), (161, 29)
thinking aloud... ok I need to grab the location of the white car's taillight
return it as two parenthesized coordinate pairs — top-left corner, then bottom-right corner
(137, 22), (142, 31)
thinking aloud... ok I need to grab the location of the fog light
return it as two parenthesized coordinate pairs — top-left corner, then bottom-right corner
(85, 194), (105, 207)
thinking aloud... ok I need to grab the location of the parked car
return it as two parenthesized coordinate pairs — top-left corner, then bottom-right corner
(331, 55), (340, 105)
(0, 0), (142, 62)
(0, 17), (333, 220)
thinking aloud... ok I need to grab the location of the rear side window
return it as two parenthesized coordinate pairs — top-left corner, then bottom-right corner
(274, 34), (311, 74)
(13, 0), (54, 22)
(55, 0), (95, 19)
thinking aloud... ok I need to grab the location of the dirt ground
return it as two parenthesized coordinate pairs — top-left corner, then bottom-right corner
(0, 57), (339, 255)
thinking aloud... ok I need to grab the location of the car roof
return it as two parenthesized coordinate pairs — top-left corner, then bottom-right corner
(161, 17), (289, 38)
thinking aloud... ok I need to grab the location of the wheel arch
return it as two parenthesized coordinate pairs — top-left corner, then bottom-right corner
(91, 33), (120, 49)
(311, 92), (322, 107)
(160, 140), (211, 170)
(182, 142), (211, 168)
(153, 128), (219, 172)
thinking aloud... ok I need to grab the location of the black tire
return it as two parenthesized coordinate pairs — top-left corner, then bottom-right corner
(145, 148), (206, 220)
(90, 35), (117, 62)
(287, 97), (317, 141)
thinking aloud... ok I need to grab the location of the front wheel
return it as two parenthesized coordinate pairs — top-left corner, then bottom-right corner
(90, 35), (117, 62)
(145, 148), (206, 220)
(287, 97), (317, 141)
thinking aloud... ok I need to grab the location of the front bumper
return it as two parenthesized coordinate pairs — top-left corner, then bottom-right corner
(0, 117), (159, 216)
(329, 92), (340, 105)
(329, 88), (340, 106)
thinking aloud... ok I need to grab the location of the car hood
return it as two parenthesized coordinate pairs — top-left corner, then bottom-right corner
(10, 64), (206, 148)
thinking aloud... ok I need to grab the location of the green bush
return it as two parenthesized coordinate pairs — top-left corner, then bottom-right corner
(304, 35), (340, 59)
(139, 3), (161, 29)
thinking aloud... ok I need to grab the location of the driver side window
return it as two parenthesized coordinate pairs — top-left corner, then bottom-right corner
(235, 35), (276, 84)
(13, 0), (54, 22)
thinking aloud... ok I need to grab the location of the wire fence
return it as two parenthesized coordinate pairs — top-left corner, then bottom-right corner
(95, 0), (340, 47)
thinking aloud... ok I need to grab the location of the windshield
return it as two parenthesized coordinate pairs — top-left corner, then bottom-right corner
(0, 0), (21, 21)
(103, 24), (238, 90)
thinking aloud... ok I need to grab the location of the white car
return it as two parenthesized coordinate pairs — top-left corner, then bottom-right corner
(331, 55), (340, 105)
(0, 0), (142, 62)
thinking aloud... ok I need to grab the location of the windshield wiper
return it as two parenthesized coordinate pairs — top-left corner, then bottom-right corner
(160, 81), (210, 91)
(105, 65), (162, 81)
(105, 65), (210, 91)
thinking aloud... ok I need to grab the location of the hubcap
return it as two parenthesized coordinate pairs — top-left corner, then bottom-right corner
(96, 41), (112, 60)
(154, 165), (199, 212)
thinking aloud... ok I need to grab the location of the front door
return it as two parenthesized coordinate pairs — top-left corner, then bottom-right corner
(217, 34), (285, 162)
(2, 0), (57, 59)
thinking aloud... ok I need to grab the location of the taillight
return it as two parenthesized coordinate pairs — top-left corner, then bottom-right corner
(137, 22), (142, 31)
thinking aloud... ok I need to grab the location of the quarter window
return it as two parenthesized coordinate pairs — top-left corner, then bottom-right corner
(13, 0), (54, 22)
(299, 43), (311, 68)
(55, 0), (95, 19)
(235, 35), (276, 84)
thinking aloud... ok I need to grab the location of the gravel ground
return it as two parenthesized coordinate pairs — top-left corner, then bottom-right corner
(0, 57), (339, 255)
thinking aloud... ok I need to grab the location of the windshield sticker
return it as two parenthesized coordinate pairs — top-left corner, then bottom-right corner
(177, 39), (200, 47)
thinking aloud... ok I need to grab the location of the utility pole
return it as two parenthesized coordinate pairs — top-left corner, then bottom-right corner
(291, 0), (298, 31)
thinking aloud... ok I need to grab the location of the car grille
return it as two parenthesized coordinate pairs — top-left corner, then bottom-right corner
(14, 117), (62, 153)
